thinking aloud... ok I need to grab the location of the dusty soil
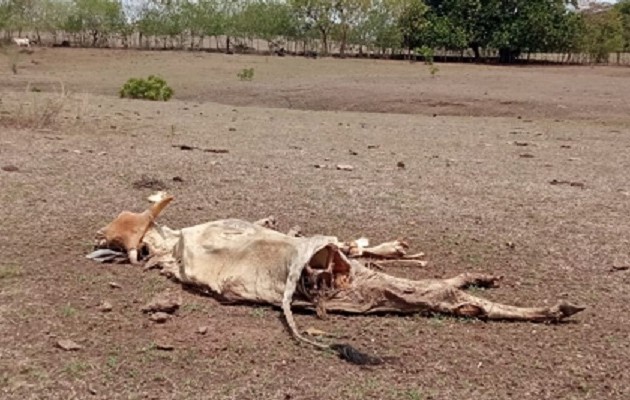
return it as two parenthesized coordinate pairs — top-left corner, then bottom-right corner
(1, 48), (629, 399)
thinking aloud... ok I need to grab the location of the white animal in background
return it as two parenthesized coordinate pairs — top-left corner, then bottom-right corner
(13, 38), (30, 47)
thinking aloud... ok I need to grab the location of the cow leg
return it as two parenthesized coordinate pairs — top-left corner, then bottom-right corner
(435, 288), (585, 322)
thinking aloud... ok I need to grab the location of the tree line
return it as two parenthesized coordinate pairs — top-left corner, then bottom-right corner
(1, 0), (630, 63)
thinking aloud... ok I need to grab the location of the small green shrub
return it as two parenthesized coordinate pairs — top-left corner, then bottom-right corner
(119, 75), (173, 101)
(237, 67), (254, 81)
(416, 46), (439, 77)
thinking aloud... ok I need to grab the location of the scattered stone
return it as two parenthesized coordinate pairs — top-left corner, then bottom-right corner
(550, 179), (585, 189)
(336, 164), (354, 171)
(560, 145), (572, 149)
(87, 386), (97, 395)
(228, 127), (236, 132)
(314, 164), (327, 169)
(367, 145), (379, 149)
(1, 165), (19, 172)
(99, 301), (113, 312)
(156, 342), (175, 351)
(397, 161), (406, 169)
(132, 175), (166, 190)
(97, 151), (107, 156)
(72, 149), (82, 154)
(149, 312), (170, 323)
(56, 339), (82, 351)
(174, 144), (196, 151)
(203, 148), (229, 154)
(505, 241), (516, 249)
(172, 176), (184, 182)
(108, 282), (121, 289)
(568, 157), (580, 162)
(514, 141), (529, 147)
(197, 326), (209, 335)
(519, 153), (535, 159)
(611, 265), (629, 272)
(349, 150), (358, 156)
(142, 294), (182, 314)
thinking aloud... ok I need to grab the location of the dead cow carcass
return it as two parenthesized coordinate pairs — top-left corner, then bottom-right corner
(89, 195), (585, 364)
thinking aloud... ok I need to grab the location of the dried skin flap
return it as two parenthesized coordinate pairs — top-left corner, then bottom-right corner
(155, 219), (346, 306)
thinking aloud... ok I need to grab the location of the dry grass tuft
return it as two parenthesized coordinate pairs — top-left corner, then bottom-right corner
(0, 81), (89, 131)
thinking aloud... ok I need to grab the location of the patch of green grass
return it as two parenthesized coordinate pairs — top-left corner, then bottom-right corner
(401, 389), (424, 400)
(106, 355), (118, 369)
(249, 307), (266, 318)
(237, 67), (255, 81)
(63, 360), (89, 377)
(60, 304), (77, 318)
(182, 303), (204, 313)
(0, 265), (23, 280)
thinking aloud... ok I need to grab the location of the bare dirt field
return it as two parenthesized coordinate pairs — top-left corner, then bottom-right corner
(1, 48), (630, 399)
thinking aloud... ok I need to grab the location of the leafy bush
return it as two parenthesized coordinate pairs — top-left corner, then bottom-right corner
(237, 68), (254, 81)
(119, 75), (173, 101)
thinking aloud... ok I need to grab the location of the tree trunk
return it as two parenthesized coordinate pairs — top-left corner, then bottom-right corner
(226, 36), (231, 53)
(340, 27), (348, 58)
(499, 48), (519, 64)
(471, 43), (480, 61)
(320, 29), (328, 55)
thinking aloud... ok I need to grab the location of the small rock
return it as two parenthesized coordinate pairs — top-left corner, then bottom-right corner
(228, 127), (236, 132)
(560, 145), (572, 149)
(87, 386), (97, 395)
(99, 301), (113, 312)
(155, 342), (174, 351)
(349, 150), (358, 156)
(197, 326), (208, 335)
(505, 241), (515, 249)
(336, 164), (354, 171)
(519, 153), (534, 158)
(1, 165), (19, 172)
(72, 149), (82, 154)
(172, 176), (184, 182)
(314, 164), (327, 169)
(143, 294), (182, 314)
(367, 145), (379, 149)
(97, 151), (107, 156)
(174, 144), (195, 151)
(149, 312), (170, 323)
(397, 161), (406, 169)
(203, 148), (229, 154)
(514, 141), (529, 147)
(56, 339), (82, 351)
(108, 282), (121, 289)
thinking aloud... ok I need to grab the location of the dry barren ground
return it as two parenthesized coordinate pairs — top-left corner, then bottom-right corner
(1, 48), (630, 399)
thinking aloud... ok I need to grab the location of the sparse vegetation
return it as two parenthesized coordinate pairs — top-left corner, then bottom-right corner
(60, 304), (77, 318)
(237, 67), (255, 81)
(0, 44), (20, 74)
(119, 75), (173, 101)
(0, 265), (22, 280)
(0, 81), (74, 130)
